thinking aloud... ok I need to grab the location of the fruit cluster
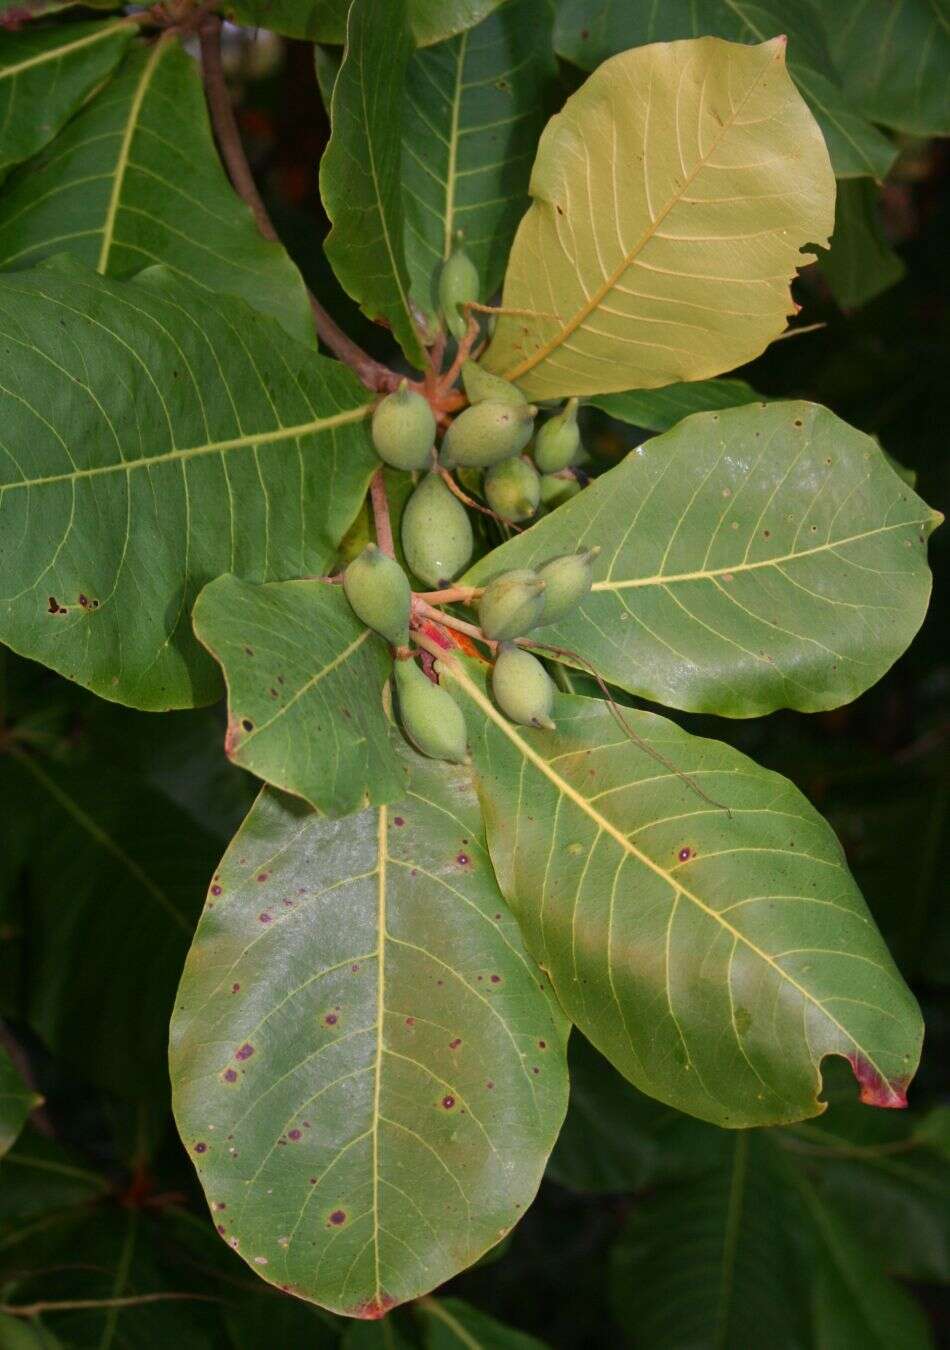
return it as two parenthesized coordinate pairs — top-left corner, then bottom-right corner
(343, 544), (599, 764)
(343, 245), (602, 764)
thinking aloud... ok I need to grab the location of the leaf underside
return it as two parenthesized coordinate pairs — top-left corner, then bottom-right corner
(552, 0), (897, 179)
(481, 36), (836, 399)
(170, 754), (569, 1315)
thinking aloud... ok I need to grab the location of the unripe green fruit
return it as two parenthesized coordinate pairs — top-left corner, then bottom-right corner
(461, 359), (526, 407)
(439, 231), (479, 340)
(371, 379), (435, 470)
(538, 547), (601, 624)
(479, 568), (546, 641)
(440, 400), (537, 469)
(533, 398), (581, 473)
(484, 456), (540, 522)
(401, 472), (474, 588)
(492, 644), (555, 730)
(394, 657), (468, 763)
(539, 473), (581, 510)
(343, 544), (411, 647)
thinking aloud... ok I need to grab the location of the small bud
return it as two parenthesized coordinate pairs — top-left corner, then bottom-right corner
(484, 456), (541, 523)
(539, 473), (582, 510)
(492, 644), (556, 730)
(343, 544), (411, 647)
(461, 359), (527, 407)
(479, 568), (547, 641)
(438, 231), (479, 340)
(401, 472), (474, 588)
(533, 398), (581, 473)
(440, 400), (537, 469)
(537, 547), (601, 624)
(394, 657), (468, 763)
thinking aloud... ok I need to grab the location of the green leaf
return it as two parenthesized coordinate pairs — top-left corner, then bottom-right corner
(465, 402), (939, 717)
(0, 265), (375, 710)
(0, 1201), (232, 1347)
(3, 742), (218, 1098)
(784, 1077), (950, 1284)
(0, 36), (314, 347)
(437, 655), (923, 1127)
(0, 1134), (108, 1221)
(170, 753), (569, 1314)
(589, 377), (763, 431)
(552, 0), (897, 180)
(480, 38), (835, 400)
(609, 1132), (810, 1349)
(797, 1172), (933, 1349)
(823, 0), (950, 138)
(402, 0), (556, 315)
(0, 1046), (40, 1159)
(0, 18), (133, 180)
(417, 1297), (548, 1349)
(193, 575), (404, 815)
(321, 0), (425, 367)
(236, 0), (506, 46)
(821, 179), (906, 312)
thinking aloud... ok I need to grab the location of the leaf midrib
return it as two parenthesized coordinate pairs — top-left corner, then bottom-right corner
(97, 34), (171, 274)
(444, 657), (896, 1088)
(0, 19), (132, 82)
(589, 519), (933, 592)
(502, 40), (783, 383)
(0, 403), (370, 495)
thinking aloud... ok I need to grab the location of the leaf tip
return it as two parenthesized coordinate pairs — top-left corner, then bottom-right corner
(846, 1053), (910, 1110)
(349, 1294), (398, 1319)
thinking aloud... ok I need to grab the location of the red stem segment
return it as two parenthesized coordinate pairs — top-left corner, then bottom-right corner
(370, 468), (395, 557)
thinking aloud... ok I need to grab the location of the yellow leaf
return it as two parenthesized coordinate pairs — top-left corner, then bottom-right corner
(481, 37), (835, 399)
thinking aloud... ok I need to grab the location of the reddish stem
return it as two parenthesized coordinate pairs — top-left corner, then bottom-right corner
(197, 16), (400, 393)
(370, 468), (395, 557)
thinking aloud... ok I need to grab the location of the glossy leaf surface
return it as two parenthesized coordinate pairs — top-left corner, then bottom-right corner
(821, 179), (906, 311)
(402, 0), (555, 314)
(418, 1297), (548, 1349)
(438, 656), (923, 1127)
(228, 0), (506, 46)
(0, 18), (133, 180)
(481, 37), (835, 399)
(321, 0), (425, 366)
(0, 38), (313, 345)
(553, 0), (897, 179)
(170, 754), (569, 1314)
(4, 745), (215, 1098)
(465, 402), (939, 716)
(193, 576), (403, 815)
(823, 0), (950, 137)
(589, 377), (762, 431)
(0, 266), (374, 709)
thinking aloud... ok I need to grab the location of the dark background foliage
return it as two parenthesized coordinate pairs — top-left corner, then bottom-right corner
(0, 18), (947, 1349)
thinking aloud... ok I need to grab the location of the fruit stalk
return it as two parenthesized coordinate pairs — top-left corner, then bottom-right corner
(368, 467), (396, 558)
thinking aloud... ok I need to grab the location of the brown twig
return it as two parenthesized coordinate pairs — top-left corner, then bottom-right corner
(438, 468), (523, 529)
(436, 313), (483, 396)
(3, 1292), (219, 1318)
(197, 15), (399, 393)
(369, 468), (395, 557)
